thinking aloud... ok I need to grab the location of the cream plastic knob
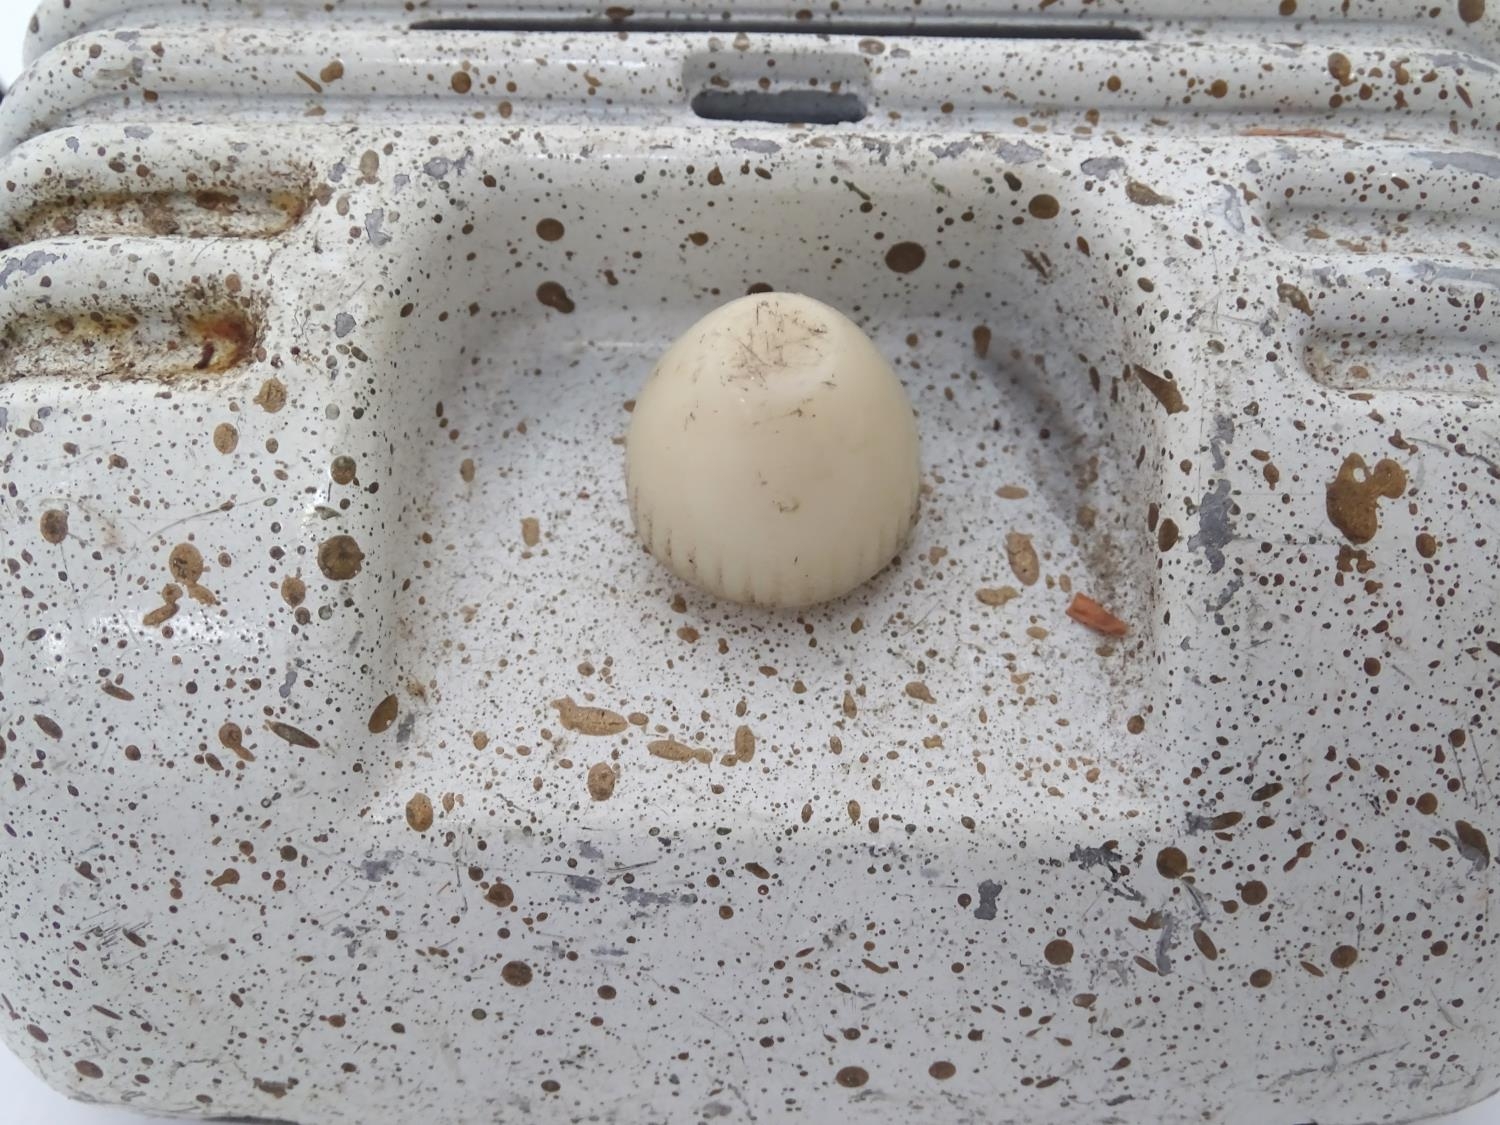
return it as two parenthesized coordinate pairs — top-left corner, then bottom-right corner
(626, 292), (921, 608)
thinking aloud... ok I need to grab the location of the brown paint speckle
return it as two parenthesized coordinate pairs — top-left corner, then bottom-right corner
(1327, 454), (1407, 544)
(1193, 928), (1219, 961)
(169, 542), (204, 584)
(648, 739), (713, 765)
(406, 792), (434, 833)
(1156, 847), (1188, 878)
(501, 960), (533, 986)
(885, 241), (926, 273)
(1133, 365), (1188, 414)
(1158, 518), (1180, 551)
(1460, 0), (1486, 21)
(1028, 193), (1060, 219)
(369, 694), (399, 734)
(537, 281), (575, 313)
(553, 697), (628, 736)
(1005, 532), (1040, 586)
(536, 218), (565, 242)
(38, 509), (67, 544)
(213, 422), (238, 453)
(587, 762), (617, 801)
(317, 535), (365, 580)
(1126, 181), (1174, 206)
(834, 1066), (868, 1088)
(253, 377), (287, 413)
(1044, 938), (1074, 965)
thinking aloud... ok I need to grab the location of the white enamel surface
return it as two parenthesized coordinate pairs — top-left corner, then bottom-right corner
(0, 3), (1498, 1125)
(628, 292), (920, 606)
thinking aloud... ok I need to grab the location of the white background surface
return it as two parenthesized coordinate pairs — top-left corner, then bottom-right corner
(0, 4), (1496, 1124)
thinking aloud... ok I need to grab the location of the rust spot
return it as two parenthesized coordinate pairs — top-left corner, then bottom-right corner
(1416, 531), (1438, 558)
(501, 960), (533, 986)
(1460, 0), (1486, 20)
(972, 325), (992, 359)
(1330, 944), (1358, 969)
(253, 376), (287, 413)
(280, 574), (306, 607)
(929, 1061), (956, 1080)
(406, 793), (434, 832)
(521, 517), (541, 547)
(884, 241), (926, 273)
(552, 697), (628, 736)
(905, 681), (935, 704)
(1044, 938), (1074, 965)
(317, 534), (365, 580)
(537, 281), (575, 314)
(1249, 968), (1273, 988)
(330, 455), (357, 485)
(536, 218), (565, 242)
(486, 882), (514, 907)
(1066, 594), (1128, 637)
(369, 694), (399, 734)
(38, 509), (67, 544)
(212, 422), (238, 453)
(451, 70), (472, 94)
(587, 762), (617, 801)
(1241, 880), (1268, 905)
(1326, 454), (1407, 544)
(319, 59), (345, 83)
(707, 166), (724, 186)
(834, 1066), (868, 1088)
(1327, 51), (1353, 85)
(1132, 365), (1187, 414)
(265, 721), (319, 749)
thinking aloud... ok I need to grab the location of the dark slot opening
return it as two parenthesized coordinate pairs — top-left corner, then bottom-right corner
(691, 88), (866, 125)
(409, 17), (1145, 41)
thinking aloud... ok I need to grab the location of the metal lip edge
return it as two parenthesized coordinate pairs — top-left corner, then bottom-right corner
(20, 0), (1498, 61)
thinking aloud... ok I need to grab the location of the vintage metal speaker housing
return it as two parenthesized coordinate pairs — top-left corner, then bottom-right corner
(1, 2), (1498, 1122)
